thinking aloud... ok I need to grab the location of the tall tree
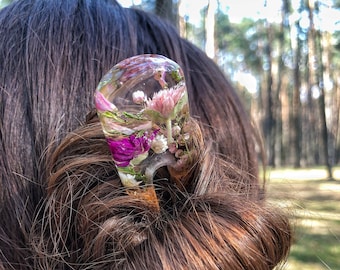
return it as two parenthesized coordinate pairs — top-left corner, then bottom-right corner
(312, 1), (333, 179)
(274, 0), (292, 166)
(332, 31), (340, 164)
(263, 17), (275, 167)
(292, 20), (302, 168)
(205, 0), (218, 60)
(306, 0), (333, 178)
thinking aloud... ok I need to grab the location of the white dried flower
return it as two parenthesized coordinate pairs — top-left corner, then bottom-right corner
(132, 90), (146, 104)
(118, 172), (141, 187)
(172, 124), (181, 137)
(151, 134), (168, 154)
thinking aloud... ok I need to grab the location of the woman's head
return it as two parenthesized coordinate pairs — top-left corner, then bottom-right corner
(0, 0), (291, 269)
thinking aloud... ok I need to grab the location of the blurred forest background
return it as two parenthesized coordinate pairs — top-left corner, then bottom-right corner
(2, 0), (340, 179)
(112, 0), (340, 180)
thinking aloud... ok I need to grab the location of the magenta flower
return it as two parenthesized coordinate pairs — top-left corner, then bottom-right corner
(146, 85), (185, 118)
(107, 132), (157, 167)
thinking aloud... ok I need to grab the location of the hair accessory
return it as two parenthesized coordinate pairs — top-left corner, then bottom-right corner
(95, 54), (197, 210)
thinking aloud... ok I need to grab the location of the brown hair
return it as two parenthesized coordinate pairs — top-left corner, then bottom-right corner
(0, 0), (291, 269)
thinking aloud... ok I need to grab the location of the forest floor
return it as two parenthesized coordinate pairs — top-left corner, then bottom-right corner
(267, 167), (340, 270)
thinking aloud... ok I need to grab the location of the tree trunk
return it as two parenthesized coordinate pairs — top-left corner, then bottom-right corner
(315, 29), (333, 179)
(292, 17), (302, 168)
(307, 0), (333, 179)
(205, 0), (217, 60)
(334, 78), (340, 164)
(274, 0), (291, 166)
(305, 0), (319, 166)
(263, 22), (276, 167)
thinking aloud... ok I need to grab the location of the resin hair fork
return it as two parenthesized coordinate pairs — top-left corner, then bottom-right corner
(95, 54), (201, 210)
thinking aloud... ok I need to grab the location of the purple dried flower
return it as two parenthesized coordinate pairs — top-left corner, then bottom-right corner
(107, 132), (157, 167)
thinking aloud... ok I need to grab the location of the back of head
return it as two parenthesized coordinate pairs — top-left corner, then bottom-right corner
(0, 0), (291, 269)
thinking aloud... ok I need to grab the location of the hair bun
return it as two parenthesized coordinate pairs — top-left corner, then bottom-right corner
(30, 54), (291, 270)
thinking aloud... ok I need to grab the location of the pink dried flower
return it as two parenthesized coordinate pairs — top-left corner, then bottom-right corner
(95, 91), (117, 112)
(168, 142), (178, 154)
(146, 85), (185, 118)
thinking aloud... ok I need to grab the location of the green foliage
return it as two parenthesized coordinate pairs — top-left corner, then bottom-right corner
(334, 0), (340, 8)
(215, 15), (270, 80)
(333, 30), (340, 59)
(0, 0), (12, 9)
